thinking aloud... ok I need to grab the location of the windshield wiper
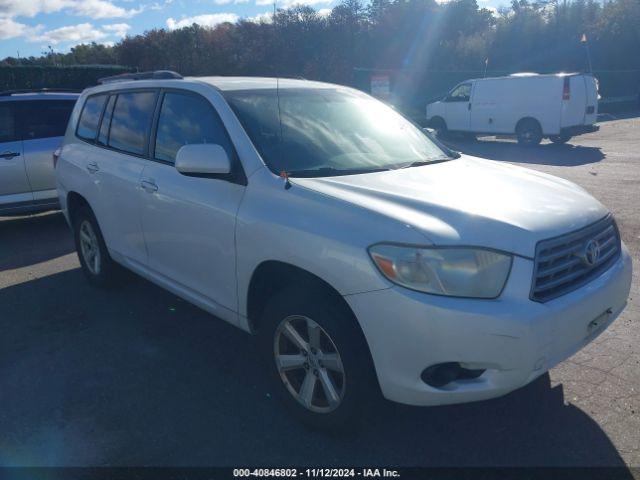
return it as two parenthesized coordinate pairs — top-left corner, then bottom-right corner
(394, 156), (458, 170)
(286, 166), (391, 178)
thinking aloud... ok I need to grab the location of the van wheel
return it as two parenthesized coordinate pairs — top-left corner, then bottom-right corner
(549, 134), (571, 145)
(258, 286), (378, 431)
(430, 117), (448, 139)
(516, 119), (542, 146)
(73, 206), (119, 287)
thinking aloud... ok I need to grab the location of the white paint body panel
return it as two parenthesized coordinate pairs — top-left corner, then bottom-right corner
(57, 76), (631, 407)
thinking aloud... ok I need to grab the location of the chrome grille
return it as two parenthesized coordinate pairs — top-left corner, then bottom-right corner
(531, 215), (620, 302)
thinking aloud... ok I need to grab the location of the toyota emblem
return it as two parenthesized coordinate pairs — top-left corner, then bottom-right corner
(582, 239), (601, 267)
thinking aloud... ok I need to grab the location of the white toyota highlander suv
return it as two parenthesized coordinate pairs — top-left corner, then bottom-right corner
(56, 71), (632, 429)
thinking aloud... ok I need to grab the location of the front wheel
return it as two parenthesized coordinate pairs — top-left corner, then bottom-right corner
(258, 286), (379, 430)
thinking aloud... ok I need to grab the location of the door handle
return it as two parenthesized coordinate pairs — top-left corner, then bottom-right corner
(86, 162), (99, 174)
(140, 179), (158, 193)
(0, 151), (20, 159)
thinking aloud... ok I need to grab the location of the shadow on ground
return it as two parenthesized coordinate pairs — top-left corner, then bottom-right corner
(445, 138), (605, 167)
(0, 263), (632, 471)
(0, 212), (74, 272)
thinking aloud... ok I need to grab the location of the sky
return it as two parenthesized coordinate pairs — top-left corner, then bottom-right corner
(0, 0), (506, 60)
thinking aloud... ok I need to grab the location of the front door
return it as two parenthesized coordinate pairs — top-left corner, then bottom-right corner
(0, 102), (30, 207)
(139, 90), (245, 312)
(444, 82), (472, 132)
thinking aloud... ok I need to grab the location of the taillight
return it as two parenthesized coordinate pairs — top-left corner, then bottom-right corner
(562, 77), (571, 100)
(53, 148), (61, 168)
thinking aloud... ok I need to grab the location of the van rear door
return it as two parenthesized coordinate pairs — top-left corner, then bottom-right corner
(583, 75), (598, 125)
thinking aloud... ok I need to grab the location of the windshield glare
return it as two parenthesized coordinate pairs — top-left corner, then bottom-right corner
(224, 88), (448, 176)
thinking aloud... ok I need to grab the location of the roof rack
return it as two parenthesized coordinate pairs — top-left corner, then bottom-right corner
(98, 70), (183, 84)
(0, 88), (81, 96)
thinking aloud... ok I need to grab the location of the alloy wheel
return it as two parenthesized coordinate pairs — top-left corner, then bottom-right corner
(273, 315), (346, 413)
(79, 220), (101, 275)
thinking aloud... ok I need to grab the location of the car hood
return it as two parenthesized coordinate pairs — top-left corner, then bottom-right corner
(292, 156), (608, 257)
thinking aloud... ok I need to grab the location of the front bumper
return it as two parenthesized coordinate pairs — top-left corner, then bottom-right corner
(344, 244), (632, 406)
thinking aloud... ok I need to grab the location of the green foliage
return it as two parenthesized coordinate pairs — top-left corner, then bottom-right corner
(1, 0), (638, 108)
(0, 65), (133, 91)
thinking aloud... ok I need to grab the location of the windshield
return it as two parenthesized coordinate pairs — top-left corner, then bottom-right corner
(224, 87), (449, 177)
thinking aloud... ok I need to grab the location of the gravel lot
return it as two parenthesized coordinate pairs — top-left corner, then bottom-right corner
(1, 113), (638, 469)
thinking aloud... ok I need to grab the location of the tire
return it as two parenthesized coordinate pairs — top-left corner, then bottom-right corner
(430, 117), (448, 139)
(549, 134), (571, 145)
(516, 119), (543, 146)
(258, 285), (379, 431)
(72, 206), (119, 287)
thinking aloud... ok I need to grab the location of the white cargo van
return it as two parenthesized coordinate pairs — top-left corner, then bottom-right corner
(426, 73), (599, 145)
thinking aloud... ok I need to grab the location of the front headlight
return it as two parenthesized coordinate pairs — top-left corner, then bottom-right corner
(369, 244), (513, 298)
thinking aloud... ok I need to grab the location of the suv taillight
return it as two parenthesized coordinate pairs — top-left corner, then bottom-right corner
(562, 77), (571, 100)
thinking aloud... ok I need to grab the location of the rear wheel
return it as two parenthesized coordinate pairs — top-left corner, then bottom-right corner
(73, 206), (119, 287)
(516, 119), (542, 146)
(258, 286), (379, 430)
(549, 134), (571, 144)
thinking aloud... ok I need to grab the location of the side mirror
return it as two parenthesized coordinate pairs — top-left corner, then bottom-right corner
(175, 144), (231, 176)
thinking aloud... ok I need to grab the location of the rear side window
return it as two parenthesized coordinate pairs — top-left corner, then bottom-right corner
(0, 103), (16, 143)
(154, 92), (234, 164)
(19, 100), (76, 140)
(77, 94), (107, 141)
(108, 91), (156, 156)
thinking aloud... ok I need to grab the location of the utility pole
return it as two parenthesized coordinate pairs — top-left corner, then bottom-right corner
(581, 33), (593, 73)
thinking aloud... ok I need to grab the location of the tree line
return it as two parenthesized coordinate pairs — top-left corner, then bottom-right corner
(2, 0), (638, 108)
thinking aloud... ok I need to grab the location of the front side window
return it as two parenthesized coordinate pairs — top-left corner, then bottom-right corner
(19, 100), (76, 140)
(154, 92), (234, 164)
(224, 88), (448, 176)
(108, 91), (157, 156)
(77, 94), (107, 141)
(447, 83), (471, 102)
(0, 103), (16, 143)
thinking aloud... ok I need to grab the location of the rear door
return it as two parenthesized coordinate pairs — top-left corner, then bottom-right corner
(583, 75), (598, 125)
(443, 82), (472, 131)
(0, 101), (30, 208)
(90, 90), (157, 265)
(17, 99), (76, 201)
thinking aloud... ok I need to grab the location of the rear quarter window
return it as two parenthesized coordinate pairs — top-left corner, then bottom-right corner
(77, 94), (108, 142)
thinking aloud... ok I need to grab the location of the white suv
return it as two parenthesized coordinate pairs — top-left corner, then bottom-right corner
(56, 71), (632, 428)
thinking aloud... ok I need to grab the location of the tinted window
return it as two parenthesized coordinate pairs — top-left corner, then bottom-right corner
(154, 92), (233, 164)
(0, 103), (16, 143)
(97, 95), (116, 146)
(77, 94), (107, 141)
(19, 100), (76, 140)
(109, 91), (156, 156)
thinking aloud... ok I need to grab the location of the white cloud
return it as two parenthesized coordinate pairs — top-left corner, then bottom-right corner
(30, 22), (108, 45)
(102, 22), (131, 37)
(214, 0), (249, 4)
(28, 21), (131, 45)
(245, 11), (272, 23)
(166, 13), (239, 29)
(0, 16), (29, 39)
(317, 7), (331, 16)
(0, 0), (142, 19)
(256, 0), (330, 7)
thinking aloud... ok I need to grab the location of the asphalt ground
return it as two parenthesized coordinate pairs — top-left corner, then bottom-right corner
(1, 113), (638, 469)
